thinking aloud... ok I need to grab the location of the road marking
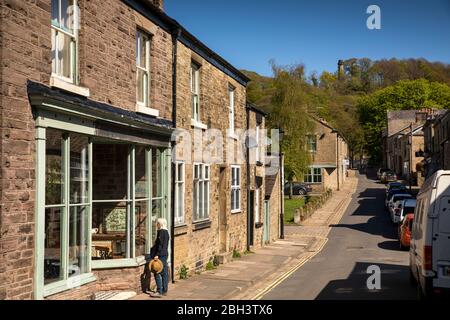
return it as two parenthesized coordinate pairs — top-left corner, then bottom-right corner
(252, 238), (329, 300)
(252, 180), (358, 300)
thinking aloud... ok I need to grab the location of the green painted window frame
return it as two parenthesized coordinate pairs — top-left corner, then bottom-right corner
(35, 120), (172, 299)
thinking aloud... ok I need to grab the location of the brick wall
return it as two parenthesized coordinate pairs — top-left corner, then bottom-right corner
(0, 0), (52, 300)
(0, 0), (173, 299)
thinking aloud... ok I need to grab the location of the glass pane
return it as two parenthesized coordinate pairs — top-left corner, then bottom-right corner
(193, 181), (198, 220)
(199, 181), (204, 219)
(61, 0), (74, 32)
(46, 129), (64, 206)
(51, 0), (59, 25)
(135, 146), (147, 199)
(176, 182), (184, 221)
(70, 134), (89, 204)
(51, 28), (57, 74)
(93, 144), (129, 201)
(204, 182), (209, 217)
(151, 199), (163, 243)
(137, 69), (144, 103)
(140, 34), (147, 69)
(57, 31), (72, 79)
(68, 206), (89, 277)
(231, 189), (235, 210)
(44, 207), (63, 284)
(152, 148), (162, 198)
(92, 202), (129, 260)
(135, 200), (148, 257)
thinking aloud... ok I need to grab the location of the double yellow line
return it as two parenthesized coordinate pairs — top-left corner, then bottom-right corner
(251, 238), (329, 300)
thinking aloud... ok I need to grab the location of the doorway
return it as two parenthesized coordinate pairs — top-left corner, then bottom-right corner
(249, 190), (254, 246)
(218, 167), (227, 253)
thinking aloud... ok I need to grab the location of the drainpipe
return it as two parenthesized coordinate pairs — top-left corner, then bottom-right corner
(246, 106), (251, 251)
(279, 152), (285, 239)
(336, 133), (340, 191)
(170, 27), (181, 284)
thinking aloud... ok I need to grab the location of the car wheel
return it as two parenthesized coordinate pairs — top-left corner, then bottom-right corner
(298, 189), (306, 196)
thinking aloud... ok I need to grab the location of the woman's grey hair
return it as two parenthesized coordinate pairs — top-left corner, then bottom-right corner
(156, 218), (168, 230)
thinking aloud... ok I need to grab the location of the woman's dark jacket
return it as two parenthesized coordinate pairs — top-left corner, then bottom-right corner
(151, 229), (169, 258)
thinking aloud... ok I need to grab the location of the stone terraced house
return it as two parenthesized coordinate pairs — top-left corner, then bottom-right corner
(0, 0), (282, 300)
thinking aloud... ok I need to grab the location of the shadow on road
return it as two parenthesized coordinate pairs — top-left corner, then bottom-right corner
(315, 262), (416, 300)
(330, 187), (398, 241)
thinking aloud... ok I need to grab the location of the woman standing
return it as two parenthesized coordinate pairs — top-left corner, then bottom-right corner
(150, 218), (170, 298)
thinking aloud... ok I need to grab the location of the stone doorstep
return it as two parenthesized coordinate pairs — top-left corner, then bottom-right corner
(94, 291), (136, 300)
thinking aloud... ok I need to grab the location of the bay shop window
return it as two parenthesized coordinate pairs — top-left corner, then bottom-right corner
(39, 128), (170, 297)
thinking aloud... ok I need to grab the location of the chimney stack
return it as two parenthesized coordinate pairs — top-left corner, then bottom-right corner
(337, 60), (344, 80)
(151, 0), (164, 11)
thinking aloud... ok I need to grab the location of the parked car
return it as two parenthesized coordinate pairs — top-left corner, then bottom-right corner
(388, 194), (414, 221)
(391, 198), (416, 224)
(385, 189), (410, 208)
(377, 168), (390, 180)
(398, 213), (414, 250)
(284, 182), (312, 196)
(386, 182), (407, 196)
(410, 170), (450, 298)
(381, 171), (397, 183)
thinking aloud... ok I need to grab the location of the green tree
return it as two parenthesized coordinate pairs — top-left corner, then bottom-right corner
(358, 79), (450, 163)
(267, 63), (313, 184)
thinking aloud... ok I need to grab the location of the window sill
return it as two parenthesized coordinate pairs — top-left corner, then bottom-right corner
(50, 76), (90, 97)
(174, 223), (188, 236)
(192, 219), (212, 231)
(91, 257), (147, 270)
(231, 209), (242, 214)
(228, 133), (239, 140)
(191, 119), (207, 130)
(136, 104), (159, 117)
(43, 273), (97, 298)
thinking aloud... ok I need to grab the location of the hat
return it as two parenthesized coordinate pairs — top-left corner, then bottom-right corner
(149, 259), (163, 274)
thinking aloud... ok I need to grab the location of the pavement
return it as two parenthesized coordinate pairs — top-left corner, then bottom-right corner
(132, 175), (358, 301)
(262, 169), (418, 300)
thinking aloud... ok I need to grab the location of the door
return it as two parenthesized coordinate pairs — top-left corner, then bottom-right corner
(249, 190), (254, 246)
(263, 200), (270, 244)
(218, 167), (227, 253)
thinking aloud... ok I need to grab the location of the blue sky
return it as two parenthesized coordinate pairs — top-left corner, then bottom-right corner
(165, 0), (450, 77)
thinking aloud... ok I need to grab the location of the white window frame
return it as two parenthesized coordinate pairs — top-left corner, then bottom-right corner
(304, 167), (322, 184)
(231, 165), (241, 213)
(255, 124), (261, 162)
(229, 85), (235, 134)
(51, 0), (78, 84)
(193, 163), (210, 221)
(191, 63), (200, 122)
(136, 30), (151, 108)
(307, 134), (317, 153)
(255, 187), (260, 223)
(174, 161), (185, 225)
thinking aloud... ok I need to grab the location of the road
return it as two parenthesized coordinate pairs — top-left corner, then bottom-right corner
(263, 170), (418, 300)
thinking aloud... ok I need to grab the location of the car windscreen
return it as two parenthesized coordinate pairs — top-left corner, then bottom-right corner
(404, 206), (415, 215)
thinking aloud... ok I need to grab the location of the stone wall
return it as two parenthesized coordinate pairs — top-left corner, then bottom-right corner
(172, 41), (248, 278)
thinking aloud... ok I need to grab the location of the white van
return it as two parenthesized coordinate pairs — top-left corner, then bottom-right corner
(410, 170), (450, 298)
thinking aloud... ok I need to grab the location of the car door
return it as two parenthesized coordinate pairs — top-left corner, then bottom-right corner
(434, 194), (450, 288)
